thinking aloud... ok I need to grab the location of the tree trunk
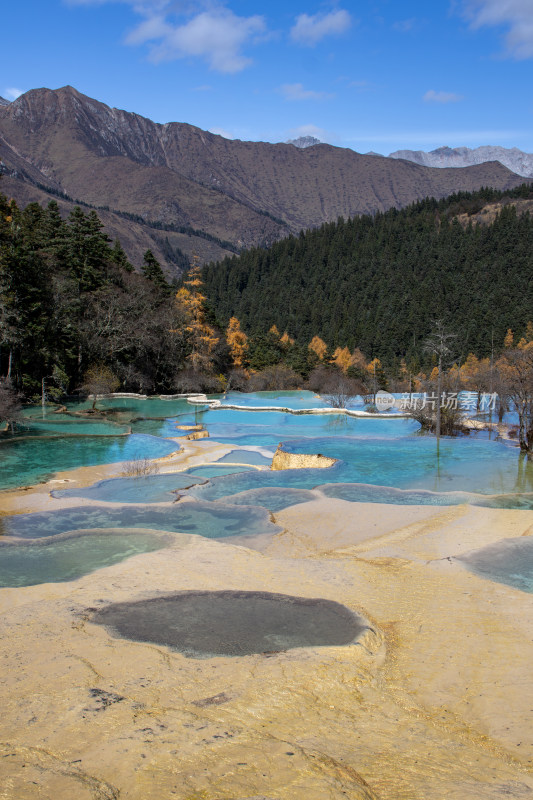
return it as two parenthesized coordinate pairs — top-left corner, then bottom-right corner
(517, 401), (529, 453)
(436, 355), (442, 441)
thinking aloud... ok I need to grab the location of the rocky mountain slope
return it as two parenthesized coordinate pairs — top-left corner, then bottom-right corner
(0, 86), (528, 272)
(390, 145), (533, 178)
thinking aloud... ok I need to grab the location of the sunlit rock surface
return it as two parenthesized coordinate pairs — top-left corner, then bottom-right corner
(2, 498), (533, 799)
(271, 445), (337, 471)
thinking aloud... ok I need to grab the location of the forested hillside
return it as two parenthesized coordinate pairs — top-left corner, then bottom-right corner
(0, 194), (196, 396)
(203, 185), (533, 364)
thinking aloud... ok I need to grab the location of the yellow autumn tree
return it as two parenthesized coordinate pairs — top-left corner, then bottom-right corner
(504, 329), (514, 348)
(459, 353), (479, 388)
(447, 363), (461, 391)
(366, 357), (382, 377)
(269, 325), (280, 339)
(331, 346), (352, 373)
(413, 373), (425, 392)
(351, 348), (368, 371)
(429, 366), (439, 383)
(175, 258), (219, 373)
(226, 317), (248, 369)
(280, 331), (295, 349)
(308, 336), (327, 361)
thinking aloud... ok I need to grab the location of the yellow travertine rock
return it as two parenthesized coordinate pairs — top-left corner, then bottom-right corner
(2, 442), (533, 800)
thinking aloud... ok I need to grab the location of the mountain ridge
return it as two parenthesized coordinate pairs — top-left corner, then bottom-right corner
(0, 85), (529, 271)
(390, 145), (533, 178)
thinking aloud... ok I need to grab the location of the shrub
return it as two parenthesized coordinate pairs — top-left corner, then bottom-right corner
(121, 456), (160, 477)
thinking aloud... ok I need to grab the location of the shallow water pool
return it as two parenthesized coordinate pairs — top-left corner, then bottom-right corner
(0, 434), (179, 490)
(91, 590), (369, 657)
(0, 530), (170, 588)
(1, 501), (280, 540)
(459, 537), (533, 593)
(52, 472), (207, 504)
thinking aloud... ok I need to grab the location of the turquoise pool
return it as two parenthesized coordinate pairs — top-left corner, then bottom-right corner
(0, 501), (281, 540)
(2, 392), (531, 506)
(0, 434), (179, 490)
(2, 391), (532, 590)
(0, 531), (171, 588)
(52, 472), (207, 504)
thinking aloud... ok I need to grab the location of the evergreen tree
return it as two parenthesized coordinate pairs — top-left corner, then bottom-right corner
(142, 249), (169, 291)
(111, 239), (134, 272)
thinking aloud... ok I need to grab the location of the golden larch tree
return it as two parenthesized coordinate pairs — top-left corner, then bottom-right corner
(175, 258), (219, 373)
(331, 346), (352, 373)
(226, 317), (249, 369)
(308, 336), (327, 361)
(459, 353), (480, 388)
(280, 331), (295, 348)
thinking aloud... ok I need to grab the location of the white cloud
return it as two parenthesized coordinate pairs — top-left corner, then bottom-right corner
(125, 13), (170, 44)
(290, 10), (352, 45)
(66, 1), (266, 73)
(66, 0), (169, 9)
(4, 88), (24, 100)
(423, 89), (464, 103)
(280, 83), (333, 101)
(463, 0), (533, 58)
(143, 10), (265, 72)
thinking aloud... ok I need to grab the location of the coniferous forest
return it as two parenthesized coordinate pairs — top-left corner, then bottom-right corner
(203, 185), (533, 364)
(0, 194), (196, 398)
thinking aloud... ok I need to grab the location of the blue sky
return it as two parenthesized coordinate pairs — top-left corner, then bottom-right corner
(3, 0), (533, 153)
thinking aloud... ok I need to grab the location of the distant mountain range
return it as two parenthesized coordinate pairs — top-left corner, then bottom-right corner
(0, 86), (528, 273)
(390, 146), (533, 178)
(0, 96), (10, 107)
(286, 136), (322, 148)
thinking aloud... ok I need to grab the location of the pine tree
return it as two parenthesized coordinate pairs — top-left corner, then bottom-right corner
(111, 239), (133, 272)
(142, 249), (168, 290)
